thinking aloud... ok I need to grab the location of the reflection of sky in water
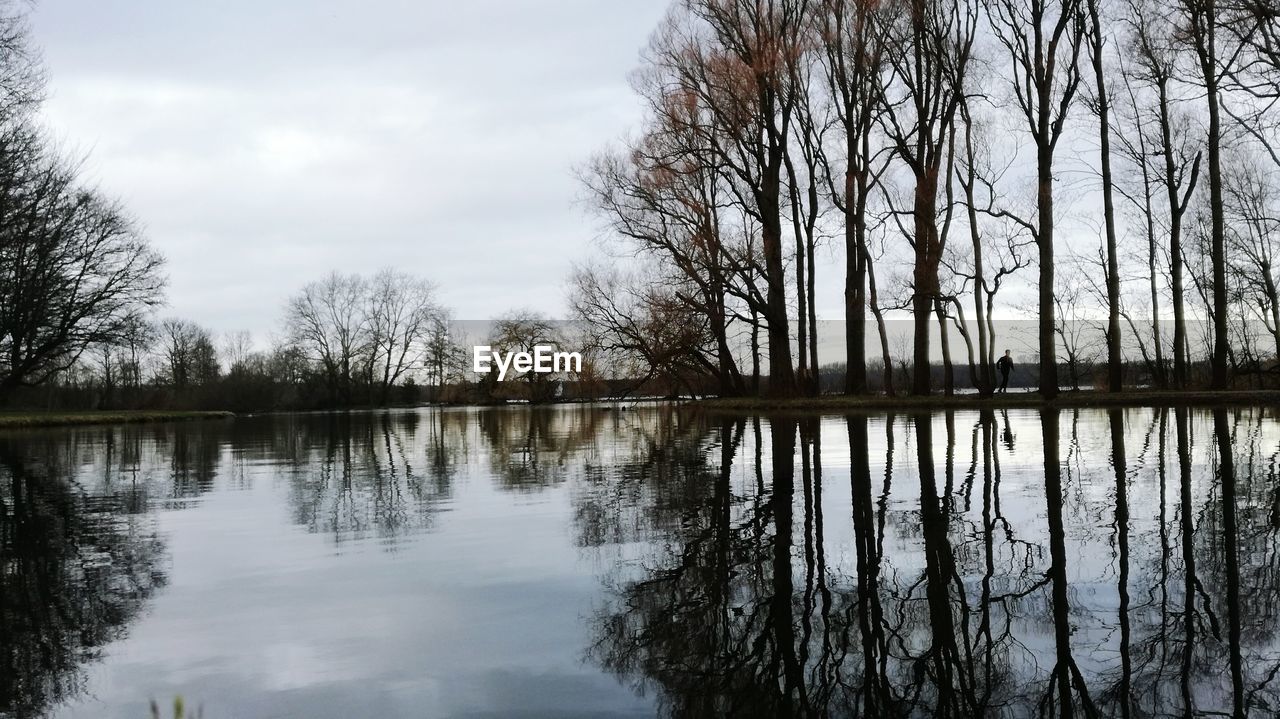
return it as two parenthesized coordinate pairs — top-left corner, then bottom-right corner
(34, 410), (652, 718)
(0, 406), (1275, 717)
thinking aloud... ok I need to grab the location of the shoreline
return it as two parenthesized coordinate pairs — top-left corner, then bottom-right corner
(691, 390), (1280, 413)
(0, 410), (235, 429)
(4, 390), (1277, 428)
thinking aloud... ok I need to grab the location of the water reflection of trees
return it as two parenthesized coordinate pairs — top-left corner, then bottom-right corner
(269, 410), (466, 547)
(585, 407), (1280, 717)
(0, 437), (168, 719)
(475, 405), (611, 492)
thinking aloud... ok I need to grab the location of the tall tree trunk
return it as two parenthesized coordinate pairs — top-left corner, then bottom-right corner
(1268, 274), (1280, 361)
(711, 293), (744, 396)
(962, 108), (993, 395)
(1088, 0), (1123, 392)
(937, 301), (955, 396)
(868, 249), (895, 396)
(763, 160), (797, 396)
(846, 138), (870, 394)
(807, 220), (818, 395)
(1198, 2), (1229, 389)
(751, 305), (762, 396)
(1158, 78), (1192, 389)
(912, 170), (941, 396)
(1141, 159), (1167, 388)
(1037, 139), (1059, 398)
(789, 167), (809, 393)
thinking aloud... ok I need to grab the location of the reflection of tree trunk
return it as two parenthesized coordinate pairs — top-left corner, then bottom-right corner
(1042, 409), (1096, 717)
(848, 414), (890, 713)
(1176, 408), (1196, 716)
(916, 414), (975, 716)
(1156, 410), (1171, 677)
(978, 409), (997, 709)
(944, 412), (956, 499)
(800, 419), (815, 674)
(1044, 409), (1072, 716)
(1214, 409), (1244, 718)
(805, 418), (835, 707)
(1109, 410), (1132, 717)
(710, 418), (739, 716)
(769, 418), (804, 712)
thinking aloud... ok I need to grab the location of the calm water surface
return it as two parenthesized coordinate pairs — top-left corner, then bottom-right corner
(1, 405), (1278, 718)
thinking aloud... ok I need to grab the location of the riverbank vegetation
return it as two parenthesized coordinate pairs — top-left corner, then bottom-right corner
(0, 410), (232, 430)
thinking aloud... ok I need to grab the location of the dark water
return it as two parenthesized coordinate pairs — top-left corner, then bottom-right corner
(1, 406), (1278, 718)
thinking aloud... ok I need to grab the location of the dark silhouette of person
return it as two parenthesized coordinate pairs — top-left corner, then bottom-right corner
(996, 350), (1014, 393)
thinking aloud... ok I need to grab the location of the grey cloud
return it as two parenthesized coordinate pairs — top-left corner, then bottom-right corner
(31, 0), (670, 338)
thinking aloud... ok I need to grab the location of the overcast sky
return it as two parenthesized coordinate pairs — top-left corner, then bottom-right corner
(30, 0), (675, 339)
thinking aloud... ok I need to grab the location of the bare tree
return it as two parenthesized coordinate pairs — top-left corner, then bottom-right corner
(579, 97), (746, 397)
(0, 131), (166, 399)
(221, 330), (255, 375)
(423, 310), (462, 400)
(116, 315), (155, 389)
(486, 310), (566, 403)
(570, 262), (726, 397)
(1178, 0), (1234, 387)
(0, 0), (43, 124)
(284, 272), (369, 405)
(1120, 0), (1201, 387)
(880, 0), (977, 395)
(985, 0), (1087, 398)
(365, 268), (438, 404)
(1053, 263), (1101, 388)
(1084, 0), (1124, 390)
(814, 0), (893, 395)
(158, 319), (218, 389)
(1222, 157), (1280, 361)
(646, 0), (812, 396)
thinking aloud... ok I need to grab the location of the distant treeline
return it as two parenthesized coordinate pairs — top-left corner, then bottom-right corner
(2, 274), (605, 412)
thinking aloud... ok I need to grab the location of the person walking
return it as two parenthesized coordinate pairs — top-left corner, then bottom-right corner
(996, 350), (1014, 393)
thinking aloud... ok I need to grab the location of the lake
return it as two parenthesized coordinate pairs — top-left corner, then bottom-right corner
(1, 405), (1277, 718)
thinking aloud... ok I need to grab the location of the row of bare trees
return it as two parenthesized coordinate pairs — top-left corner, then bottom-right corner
(575, 0), (1280, 398)
(25, 269), (450, 411)
(28, 266), (629, 410)
(283, 269), (448, 406)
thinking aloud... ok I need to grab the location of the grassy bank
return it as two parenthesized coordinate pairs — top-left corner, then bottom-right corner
(694, 390), (1280, 413)
(0, 410), (235, 429)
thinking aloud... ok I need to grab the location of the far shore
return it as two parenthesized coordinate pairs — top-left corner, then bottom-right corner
(692, 389), (1280, 413)
(0, 410), (235, 430)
